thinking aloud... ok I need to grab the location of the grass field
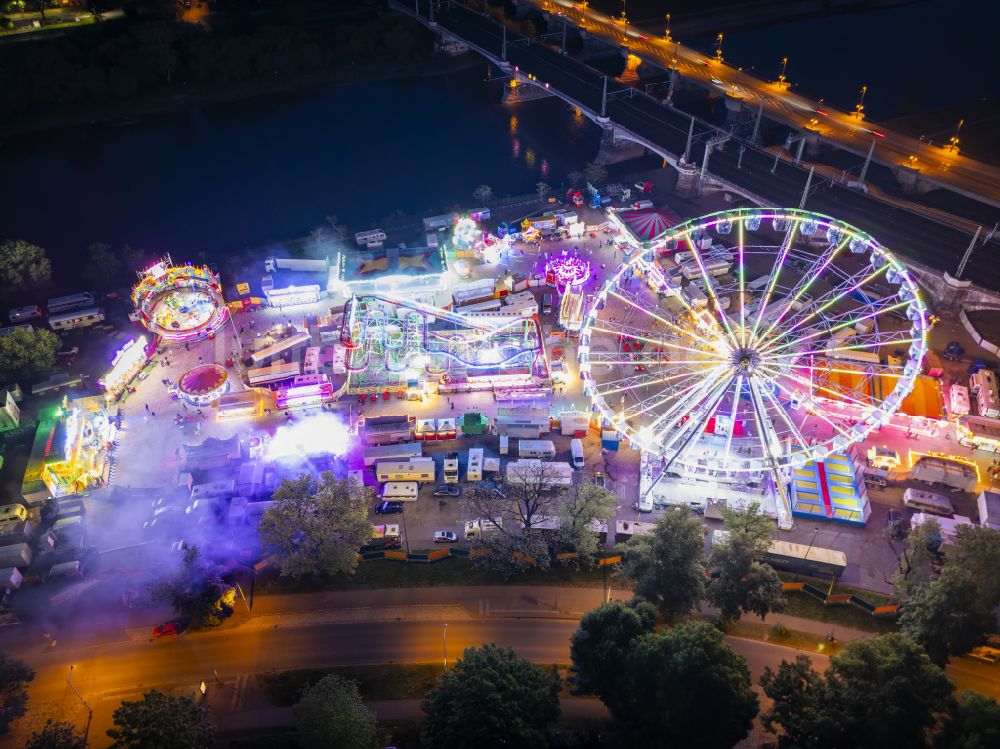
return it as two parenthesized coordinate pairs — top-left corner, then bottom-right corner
(258, 664), (447, 706)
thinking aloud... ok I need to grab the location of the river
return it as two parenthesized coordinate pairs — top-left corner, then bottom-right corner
(0, 63), (601, 272)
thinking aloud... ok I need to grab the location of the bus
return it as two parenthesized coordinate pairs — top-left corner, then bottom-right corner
(48, 307), (105, 331)
(46, 293), (95, 315)
(764, 539), (847, 577)
(902, 488), (954, 517)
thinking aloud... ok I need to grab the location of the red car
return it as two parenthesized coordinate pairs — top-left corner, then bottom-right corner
(152, 621), (183, 638)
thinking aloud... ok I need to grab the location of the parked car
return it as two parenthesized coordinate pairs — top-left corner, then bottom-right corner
(433, 531), (458, 543)
(944, 341), (965, 361)
(375, 501), (404, 515)
(434, 484), (461, 497)
(152, 620), (184, 638)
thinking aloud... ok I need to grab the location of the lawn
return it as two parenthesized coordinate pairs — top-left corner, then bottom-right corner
(778, 573), (898, 634)
(255, 557), (610, 594)
(259, 664), (447, 706)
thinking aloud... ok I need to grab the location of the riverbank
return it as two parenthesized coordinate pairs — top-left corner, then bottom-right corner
(0, 50), (481, 141)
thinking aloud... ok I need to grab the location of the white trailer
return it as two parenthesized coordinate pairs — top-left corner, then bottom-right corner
(977, 490), (1000, 531)
(362, 442), (422, 467)
(264, 257), (329, 273)
(375, 458), (436, 483)
(506, 459), (573, 489)
(467, 448), (484, 482)
(909, 456), (978, 493)
(381, 482), (419, 501)
(517, 439), (556, 459)
(464, 517), (503, 540)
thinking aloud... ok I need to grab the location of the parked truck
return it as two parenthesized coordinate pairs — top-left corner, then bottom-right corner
(909, 455), (978, 493)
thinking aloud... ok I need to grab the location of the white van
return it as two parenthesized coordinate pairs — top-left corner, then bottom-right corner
(8, 305), (44, 323)
(381, 482), (419, 501)
(518, 439), (556, 459)
(903, 488), (954, 516)
(633, 493), (653, 513)
(570, 439), (585, 469)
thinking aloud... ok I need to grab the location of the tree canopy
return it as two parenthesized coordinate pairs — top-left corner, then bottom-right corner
(619, 508), (706, 621)
(472, 184), (494, 204)
(760, 634), (955, 749)
(106, 689), (215, 749)
(569, 599), (657, 699)
(422, 644), (561, 749)
(151, 543), (234, 628)
(707, 501), (784, 623)
(0, 651), (34, 734)
(461, 461), (569, 534)
(0, 239), (52, 292)
(258, 472), (374, 578)
(26, 719), (85, 749)
(613, 621), (759, 749)
(554, 480), (617, 567)
(0, 326), (61, 384)
(294, 674), (376, 749)
(937, 691), (1000, 749)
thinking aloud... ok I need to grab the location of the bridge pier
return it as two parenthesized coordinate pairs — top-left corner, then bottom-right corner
(501, 74), (554, 104)
(674, 159), (701, 198)
(892, 165), (936, 196)
(594, 127), (647, 165)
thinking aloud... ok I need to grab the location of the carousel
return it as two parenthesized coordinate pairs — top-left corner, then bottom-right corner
(132, 256), (229, 342)
(177, 364), (230, 406)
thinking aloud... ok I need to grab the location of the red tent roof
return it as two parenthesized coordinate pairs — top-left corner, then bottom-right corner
(616, 208), (681, 242)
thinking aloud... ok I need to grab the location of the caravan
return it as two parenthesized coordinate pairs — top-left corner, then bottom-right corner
(518, 439), (556, 459)
(570, 439), (585, 469)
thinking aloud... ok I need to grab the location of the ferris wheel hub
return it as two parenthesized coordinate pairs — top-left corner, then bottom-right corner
(730, 347), (763, 376)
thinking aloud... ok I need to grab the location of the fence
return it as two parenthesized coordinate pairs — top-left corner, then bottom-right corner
(783, 582), (898, 618)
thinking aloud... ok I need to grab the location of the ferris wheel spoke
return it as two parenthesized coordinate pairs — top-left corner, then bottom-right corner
(588, 325), (728, 360)
(756, 377), (814, 460)
(763, 371), (858, 442)
(673, 374), (736, 465)
(762, 331), (920, 364)
(605, 288), (720, 349)
(659, 374), (736, 459)
(593, 366), (708, 398)
(759, 293), (909, 357)
(745, 377), (786, 471)
(616, 366), (725, 425)
(737, 220), (747, 348)
(758, 263), (892, 351)
(762, 361), (881, 415)
(647, 365), (732, 440)
(754, 235), (851, 345)
(719, 376), (743, 471)
(747, 218), (800, 346)
(680, 233), (741, 350)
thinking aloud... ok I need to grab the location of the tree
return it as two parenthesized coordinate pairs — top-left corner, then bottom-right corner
(569, 599), (656, 699)
(26, 719), (85, 749)
(554, 480), (617, 566)
(0, 325), (59, 383)
(536, 181), (551, 202)
(461, 461), (568, 534)
(619, 508), (706, 622)
(612, 622), (758, 748)
(151, 544), (234, 628)
(947, 524), (1000, 604)
(707, 501), (784, 623)
(0, 651), (34, 734)
(937, 691), (1000, 749)
(325, 214), (348, 241)
(294, 674), (376, 749)
(582, 162), (607, 187)
(107, 690), (214, 749)
(258, 473), (374, 578)
(567, 170), (585, 188)
(472, 184), (494, 204)
(900, 566), (996, 666)
(760, 634), (955, 749)
(422, 645), (560, 749)
(84, 242), (122, 287)
(892, 515), (941, 600)
(470, 532), (552, 579)
(0, 239), (52, 291)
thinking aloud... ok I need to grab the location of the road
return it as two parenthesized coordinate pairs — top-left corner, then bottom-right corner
(529, 0), (1000, 208)
(7, 584), (1000, 746)
(405, 1), (1000, 289)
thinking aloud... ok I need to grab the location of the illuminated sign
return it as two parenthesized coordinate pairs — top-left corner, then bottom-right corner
(99, 335), (148, 394)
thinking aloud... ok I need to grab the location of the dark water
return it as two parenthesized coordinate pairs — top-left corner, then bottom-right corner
(0, 64), (600, 266)
(603, 0), (997, 122)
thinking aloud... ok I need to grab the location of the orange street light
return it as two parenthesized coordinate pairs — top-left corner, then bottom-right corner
(714, 32), (724, 63)
(854, 85), (867, 120)
(664, 12), (671, 40)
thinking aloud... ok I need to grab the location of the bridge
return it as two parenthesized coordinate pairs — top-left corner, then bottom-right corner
(397, 0), (1000, 294)
(527, 0), (1000, 210)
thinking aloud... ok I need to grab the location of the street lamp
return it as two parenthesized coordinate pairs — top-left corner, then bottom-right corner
(801, 526), (819, 576)
(443, 623), (448, 668)
(714, 32), (724, 63)
(67, 665), (93, 747)
(947, 119), (963, 154)
(664, 13), (671, 41)
(854, 85), (867, 120)
(777, 57), (788, 86)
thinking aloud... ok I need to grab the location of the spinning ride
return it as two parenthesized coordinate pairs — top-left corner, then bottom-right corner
(580, 208), (928, 478)
(132, 257), (228, 342)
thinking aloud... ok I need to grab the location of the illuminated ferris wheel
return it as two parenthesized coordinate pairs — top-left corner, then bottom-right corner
(579, 208), (929, 476)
